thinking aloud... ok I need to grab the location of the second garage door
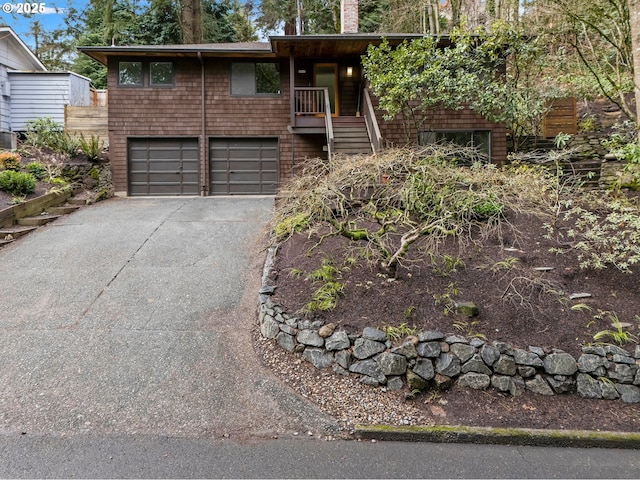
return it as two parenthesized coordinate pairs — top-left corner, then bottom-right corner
(209, 138), (278, 195)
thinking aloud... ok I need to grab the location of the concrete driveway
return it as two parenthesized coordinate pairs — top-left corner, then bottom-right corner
(0, 197), (336, 438)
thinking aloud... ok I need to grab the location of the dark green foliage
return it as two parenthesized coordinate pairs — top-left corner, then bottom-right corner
(26, 162), (46, 179)
(0, 170), (37, 196)
(79, 135), (104, 162)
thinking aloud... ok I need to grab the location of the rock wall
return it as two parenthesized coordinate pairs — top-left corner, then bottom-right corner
(258, 251), (640, 404)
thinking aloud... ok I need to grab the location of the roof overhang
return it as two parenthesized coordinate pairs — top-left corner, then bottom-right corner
(0, 26), (47, 71)
(78, 42), (275, 65)
(79, 34), (458, 65)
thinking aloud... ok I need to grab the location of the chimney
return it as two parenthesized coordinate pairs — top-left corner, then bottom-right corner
(340, 0), (359, 34)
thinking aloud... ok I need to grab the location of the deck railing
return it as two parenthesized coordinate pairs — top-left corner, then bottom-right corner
(294, 87), (334, 157)
(363, 88), (383, 153)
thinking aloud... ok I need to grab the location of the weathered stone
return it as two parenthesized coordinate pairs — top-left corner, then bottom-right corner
(514, 349), (544, 367)
(510, 376), (526, 397)
(493, 355), (516, 376)
(349, 360), (386, 384)
(433, 373), (453, 390)
(260, 317), (280, 339)
(455, 301), (479, 317)
(613, 354), (636, 365)
(616, 384), (640, 403)
(418, 330), (444, 342)
(274, 312), (286, 323)
(601, 381), (620, 400)
(362, 327), (388, 342)
(436, 353), (461, 377)
(318, 323), (336, 338)
(445, 335), (469, 345)
(352, 337), (386, 360)
(491, 375), (511, 392)
(391, 342), (418, 359)
(417, 341), (441, 358)
(608, 363), (636, 383)
(279, 324), (297, 335)
(334, 350), (352, 370)
(375, 352), (408, 376)
(528, 346), (546, 357)
(285, 316), (298, 327)
(450, 343), (476, 364)
(635, 369), (640, 386)
(406, 370), (430, 390)
(546, 375), (576, 394)
(333, 364), (349, 376)
(480, 345), (500, 367)
(576, 374), (602, 399)
(470, 338), (486, 348)
(325, 331), (350, 351)
(276, 332), (296, 352)
(604, 344), (629, 357)
(297, 329), (324, 347)
(578, 354), (608, 373)
(412, 358), (435, 381)
(462, 354), (492, 375)
(458, 372), (490, 390)
(360, 376), (381, 387)
(543, 353), (577, 376)
(493, 342), (514, 355)
(517, 366), (536, 378)
(303, 348), (334, 369)
(634, 345), (640, 359)
(386, 376), (404, 391)
(298, 319), (324, 330)
(525, 374), (554, 396)
(582, 345), (606, 357)
(440, 341), (450, 353)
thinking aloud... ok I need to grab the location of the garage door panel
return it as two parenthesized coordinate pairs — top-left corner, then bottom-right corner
(128, 138), (199, 196)
(209, 138), (279, 195)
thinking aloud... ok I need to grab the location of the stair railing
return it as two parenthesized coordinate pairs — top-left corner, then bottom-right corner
(323, 88), (334, 157)
(293, 87), (334, 157)
(363, 88), (383, 153)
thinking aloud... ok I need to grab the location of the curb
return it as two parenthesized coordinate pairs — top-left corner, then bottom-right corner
(354, 425), (640, 449)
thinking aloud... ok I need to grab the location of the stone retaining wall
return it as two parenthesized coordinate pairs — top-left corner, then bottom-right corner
(258, 250), (640, 404)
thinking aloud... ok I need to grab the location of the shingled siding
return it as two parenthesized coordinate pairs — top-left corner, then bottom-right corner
(373, 100), (508, 165)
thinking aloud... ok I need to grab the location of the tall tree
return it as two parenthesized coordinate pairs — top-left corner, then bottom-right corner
(628, 0), (640, 129)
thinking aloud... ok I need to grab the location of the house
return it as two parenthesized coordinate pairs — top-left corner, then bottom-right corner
(0, 26), (93, 148)
(79, 0), (507, 197)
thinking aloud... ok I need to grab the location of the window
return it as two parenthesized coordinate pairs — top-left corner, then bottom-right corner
(119, 62), (143, 86)
(419, 130), (491, 163)
(231, 62), (280, 95)
(118, 61), (174, 87)
(150, 62), (174, 86)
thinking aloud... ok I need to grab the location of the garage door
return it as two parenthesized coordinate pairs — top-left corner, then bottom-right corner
(128, 138), (199, 196)
(209, 138), (278, 195)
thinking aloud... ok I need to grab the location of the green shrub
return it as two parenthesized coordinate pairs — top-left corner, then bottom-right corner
(57, 133), (81, 156)
(0, 170), (36, 196)
(24, 117), (64, 150)
(25, 162), (46, 179)
(79, 134), (104, 162)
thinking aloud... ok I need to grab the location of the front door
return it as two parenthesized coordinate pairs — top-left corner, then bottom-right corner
(314, 63), (339, 116)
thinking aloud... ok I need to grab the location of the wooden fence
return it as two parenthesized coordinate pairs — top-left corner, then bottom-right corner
(542, 97), (577, 138)
(64, 105), (108, 145)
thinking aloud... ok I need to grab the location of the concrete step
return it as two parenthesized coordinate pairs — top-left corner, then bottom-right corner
(0, 225), (38, 239)
(48, 205), (81, 215)
(17, 214), (61, 227)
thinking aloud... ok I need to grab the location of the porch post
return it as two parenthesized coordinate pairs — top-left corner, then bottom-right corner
(289, 53), (295, 127)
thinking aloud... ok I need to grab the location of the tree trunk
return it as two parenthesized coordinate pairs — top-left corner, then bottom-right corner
(628, 0), (640, 131)
(180, 0), (202, 44)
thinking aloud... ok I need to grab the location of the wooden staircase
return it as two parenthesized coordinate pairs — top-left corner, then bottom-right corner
(0, 195), (84, 248)
(332, 117), (373, 155)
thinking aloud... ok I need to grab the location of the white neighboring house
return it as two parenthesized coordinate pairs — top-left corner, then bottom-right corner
(0, 26), (92, 148)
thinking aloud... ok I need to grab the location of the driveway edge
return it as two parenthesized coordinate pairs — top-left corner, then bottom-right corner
(354, 424), (640, 449)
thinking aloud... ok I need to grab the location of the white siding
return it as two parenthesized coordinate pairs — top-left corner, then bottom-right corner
(0, 65), (10, 132)
(7, 72), (91, 131)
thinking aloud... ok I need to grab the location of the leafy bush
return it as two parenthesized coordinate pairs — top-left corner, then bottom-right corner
(57, 133), (82, 156)
(0, 152), (21, 171)
(79, 134), (104, 162)
(0, 170), (36, 196)
(24, 117), (64, 150)
(25, 161), (46, 179)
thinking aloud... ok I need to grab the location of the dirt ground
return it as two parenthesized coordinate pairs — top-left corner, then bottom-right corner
(265, 201), (640, 433)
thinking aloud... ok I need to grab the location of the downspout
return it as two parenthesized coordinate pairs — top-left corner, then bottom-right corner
(198, 51), (206, 196)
